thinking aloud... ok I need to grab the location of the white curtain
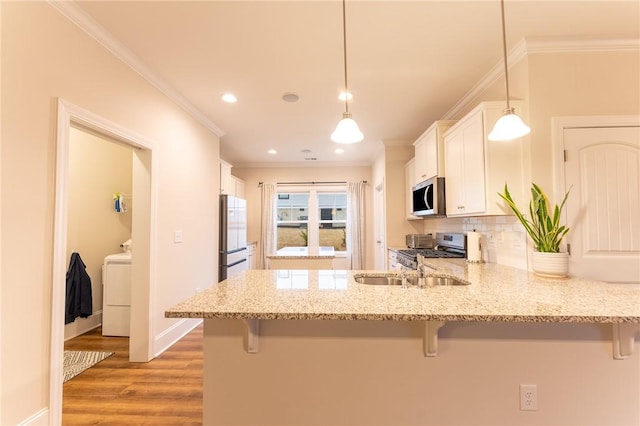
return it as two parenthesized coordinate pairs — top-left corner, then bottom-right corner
(259, 183), (277, 269)
(347, 181), (366, 270)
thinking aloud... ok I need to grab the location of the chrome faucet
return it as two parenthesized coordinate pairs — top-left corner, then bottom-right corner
(416, 254), (428, 287)
(400, 268), (409, 288)
(416, 254), (428, 277)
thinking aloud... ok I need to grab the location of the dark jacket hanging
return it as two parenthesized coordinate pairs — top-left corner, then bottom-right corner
(65, 252), (93, 324)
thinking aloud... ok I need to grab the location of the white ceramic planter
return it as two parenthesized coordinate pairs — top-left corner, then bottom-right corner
(532, 251), (569, 278)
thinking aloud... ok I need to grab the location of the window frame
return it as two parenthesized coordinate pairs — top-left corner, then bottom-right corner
(276, 185), (347, 254)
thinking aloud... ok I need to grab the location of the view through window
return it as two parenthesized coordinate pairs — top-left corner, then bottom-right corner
(276, 190), (347, 252)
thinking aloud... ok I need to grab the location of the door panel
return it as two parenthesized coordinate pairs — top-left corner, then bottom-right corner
(374, 182), (385, 269)
(564, 126), (640, 283)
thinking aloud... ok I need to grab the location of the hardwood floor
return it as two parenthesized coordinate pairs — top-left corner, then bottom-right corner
(63, 324), (203, 425)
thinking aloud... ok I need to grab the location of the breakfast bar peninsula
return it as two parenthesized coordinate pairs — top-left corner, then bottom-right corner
(166, 260), (640, 426)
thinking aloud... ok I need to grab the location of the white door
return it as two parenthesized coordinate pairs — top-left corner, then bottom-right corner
(374, 181), (386, 270)
(564, 126), (640, 283)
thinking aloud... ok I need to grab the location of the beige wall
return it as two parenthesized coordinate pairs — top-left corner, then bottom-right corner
(64, 128), (133, 339)
(527, 51), (640, 190)
(205, 319), (639, 425)
(382, 144), (423, 249)
(420, 49), (639, 267)
(233, 166), (375, 269)
(1, 3), (219, 424)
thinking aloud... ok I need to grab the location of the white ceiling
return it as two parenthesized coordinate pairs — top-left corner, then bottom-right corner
(72, 1), (639, 167)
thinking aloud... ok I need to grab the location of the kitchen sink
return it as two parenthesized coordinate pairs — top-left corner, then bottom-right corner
(354, 276), (417, 286)
(353, 274), (470, 286)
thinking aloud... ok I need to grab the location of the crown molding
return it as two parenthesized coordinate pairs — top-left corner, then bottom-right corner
(233, 160), (374, 169)
(442, 37), (640, 120)
(525, 36), (640, 54)
(48, 0), (225, 138)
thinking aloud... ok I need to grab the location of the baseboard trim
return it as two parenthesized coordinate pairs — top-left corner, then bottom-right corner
(154, 318), (202, 357)
(64, 310), (103, 341)
(18, 407), (48, 426)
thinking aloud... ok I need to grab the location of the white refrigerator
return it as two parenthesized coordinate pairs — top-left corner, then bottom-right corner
(219, 194), (248, 282)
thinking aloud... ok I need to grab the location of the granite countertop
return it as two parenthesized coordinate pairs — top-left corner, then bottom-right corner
(165, 259), (640, 323)
(266, 246), (336, 259)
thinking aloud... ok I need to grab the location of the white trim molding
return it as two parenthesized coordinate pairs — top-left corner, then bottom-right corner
(18, 408), (48, 426)
(47, 0), (225, 138)
(443, 37), (640, 120)
(51, 99), (159, 426)
(153, 318), (202, 357)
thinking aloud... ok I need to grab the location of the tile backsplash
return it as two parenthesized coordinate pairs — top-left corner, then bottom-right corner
(422, 216), (528, 270)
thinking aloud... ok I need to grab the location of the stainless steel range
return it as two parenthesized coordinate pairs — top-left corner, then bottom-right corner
(396, 232), (466, 269)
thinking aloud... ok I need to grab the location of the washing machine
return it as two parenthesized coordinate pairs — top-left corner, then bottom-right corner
(102, 252), (132, 336)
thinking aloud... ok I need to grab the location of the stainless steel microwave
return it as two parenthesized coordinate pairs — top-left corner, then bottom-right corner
(412, 177), (446, 217)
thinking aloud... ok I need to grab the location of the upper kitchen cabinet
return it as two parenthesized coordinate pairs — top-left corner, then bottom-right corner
(444, 101), (525, 217)
(404, 158), (420, 220)
(413, 120), (457, 185)
(220, 160), (245, 198)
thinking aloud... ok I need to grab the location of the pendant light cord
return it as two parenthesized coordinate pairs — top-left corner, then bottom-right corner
(500, 0), (511, 110)
(341, 0), (349, 114)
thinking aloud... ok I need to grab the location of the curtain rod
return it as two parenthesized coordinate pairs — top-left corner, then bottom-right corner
(258, 180), (367, 186)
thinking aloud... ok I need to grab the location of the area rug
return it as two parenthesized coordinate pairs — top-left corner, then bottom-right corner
(63, 350), (113, 383)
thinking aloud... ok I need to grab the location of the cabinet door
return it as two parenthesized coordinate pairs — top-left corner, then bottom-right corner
(444, 130), (464, 214)
(460, 112), (486, 214)
(445, 110), (486, 216)
(405, 159), (420, 220)
(234, 177), (245, 199)
(220, 161), (234, 195)
(414, 128), (438, 183)
(423, 128), (438, 181)
(414, 136), (429, 184)
(388, 249), (398, 270)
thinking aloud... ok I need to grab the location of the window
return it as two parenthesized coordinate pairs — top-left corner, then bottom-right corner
(276, 188), (347, 253)
(276, 193), (309, 249)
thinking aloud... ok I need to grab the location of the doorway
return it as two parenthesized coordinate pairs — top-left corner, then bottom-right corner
(553, 116), (640, 283)
(50, 99), (156, 425)
(373, 181), (386, 269)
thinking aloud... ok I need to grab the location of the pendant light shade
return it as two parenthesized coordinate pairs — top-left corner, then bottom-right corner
(489, 0), (530, 142)
(488, 107), (531, 141)
(332, 0), (363, 144)
(331, 112), (364, 144)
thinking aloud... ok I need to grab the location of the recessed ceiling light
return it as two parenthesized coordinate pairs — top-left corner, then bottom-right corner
(222, 93), (237, 103)
(282, 92), (300, 102)
(335, 148), (345, 154)
(268, 149), (277, 155)
(338, 91), (353, 101)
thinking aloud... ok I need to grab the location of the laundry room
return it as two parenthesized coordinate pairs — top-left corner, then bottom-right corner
(64, 126), (133, 340)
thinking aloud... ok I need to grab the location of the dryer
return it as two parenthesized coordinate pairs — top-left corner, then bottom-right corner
(102, 252), (132, 336)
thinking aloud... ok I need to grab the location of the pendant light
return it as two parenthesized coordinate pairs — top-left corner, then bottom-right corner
(488, 0), (530, 142)
(331, 0), (364, 144)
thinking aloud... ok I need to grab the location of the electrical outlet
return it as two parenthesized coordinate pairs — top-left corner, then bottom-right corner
(520, 384), (538, 411)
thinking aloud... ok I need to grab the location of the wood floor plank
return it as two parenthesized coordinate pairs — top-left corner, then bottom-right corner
(63, 324), (203, 425)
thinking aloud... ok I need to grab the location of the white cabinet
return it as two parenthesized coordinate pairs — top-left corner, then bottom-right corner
(234, 177), (245, 198)
(247, 242), (257, 269)
(220, 160), (245, 197)
(388, 249), (398, 270)
(444, 101), (525, 217)
(220, 160), (234, 195)
(404, 159), (420, 220)
(413, 120), (456, 184)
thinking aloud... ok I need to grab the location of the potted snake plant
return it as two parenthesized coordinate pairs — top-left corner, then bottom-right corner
(499, 183), (571, 277)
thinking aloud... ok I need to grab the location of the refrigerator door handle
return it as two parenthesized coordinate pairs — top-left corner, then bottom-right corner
(228, 258), (247, 268)
(228, 247), (247, 255)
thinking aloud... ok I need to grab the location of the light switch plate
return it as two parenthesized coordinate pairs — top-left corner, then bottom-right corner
(174, 230), (183, 243)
